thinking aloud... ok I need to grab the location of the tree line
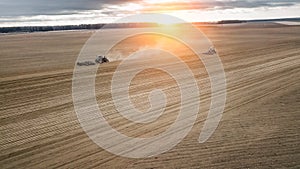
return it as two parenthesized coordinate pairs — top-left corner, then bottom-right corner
(0, 23), (159, 33)
(0, 24), (106, 33)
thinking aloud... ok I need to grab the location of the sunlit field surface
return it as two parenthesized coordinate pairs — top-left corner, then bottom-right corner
(1, 23), (300, 168)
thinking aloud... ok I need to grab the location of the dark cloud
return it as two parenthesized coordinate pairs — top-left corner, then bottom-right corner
(0, 0), (299, 17)
(0, 0), (138, 16)
(214, 0), (299, 9)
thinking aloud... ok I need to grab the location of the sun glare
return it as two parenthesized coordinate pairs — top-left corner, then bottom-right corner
(154, 18), (183, 25)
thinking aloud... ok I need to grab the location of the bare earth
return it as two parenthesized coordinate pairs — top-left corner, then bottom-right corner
(1, 24), (300, 168)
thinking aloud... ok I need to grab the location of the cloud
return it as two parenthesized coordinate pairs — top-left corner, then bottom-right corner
(142, 0), (300, 12)
(0, 0), (299, 26)
(0, 0), (138, 16)
(214, 0), (299, 9)
(0, 0), (299, 17)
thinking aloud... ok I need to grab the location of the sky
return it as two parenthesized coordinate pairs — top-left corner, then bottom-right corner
(0, 0), (299, 27)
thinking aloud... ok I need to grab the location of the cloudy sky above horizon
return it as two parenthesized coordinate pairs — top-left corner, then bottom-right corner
(0, 0), (299, 27)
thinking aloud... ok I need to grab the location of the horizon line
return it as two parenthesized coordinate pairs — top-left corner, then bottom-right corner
(0, 17), (299, 28)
